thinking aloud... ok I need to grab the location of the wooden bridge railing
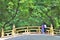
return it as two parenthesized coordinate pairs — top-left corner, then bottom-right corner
(1, 24), (60, 37)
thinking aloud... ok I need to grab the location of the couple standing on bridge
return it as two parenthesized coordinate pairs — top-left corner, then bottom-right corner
(41, 22), (47, 34)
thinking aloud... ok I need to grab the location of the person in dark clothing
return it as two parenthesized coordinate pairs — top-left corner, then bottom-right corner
(41, 23), (47, 34)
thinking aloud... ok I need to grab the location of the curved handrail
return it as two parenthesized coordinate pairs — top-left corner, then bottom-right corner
(1, 26), (60, 37)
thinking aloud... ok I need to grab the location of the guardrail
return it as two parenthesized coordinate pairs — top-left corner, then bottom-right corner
(1, 24), (60, 37)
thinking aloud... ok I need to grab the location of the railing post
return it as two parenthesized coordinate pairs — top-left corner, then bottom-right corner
(38, 27), (41, 34)
(50, 24), (54, 36)
(12, 24), (16, 36)
(27, 27), (28, 32)
(25, 29), (26, 33)
(1, 28), (4, 37)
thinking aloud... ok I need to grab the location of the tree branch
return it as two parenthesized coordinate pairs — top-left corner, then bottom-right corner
(40, 7), (55, 27)
(2, 0), (20, 28)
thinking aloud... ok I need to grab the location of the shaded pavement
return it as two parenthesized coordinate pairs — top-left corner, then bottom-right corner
(5, 34), (60, 40)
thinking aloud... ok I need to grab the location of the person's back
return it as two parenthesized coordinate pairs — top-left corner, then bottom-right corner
(41, 23), (47, 34)
(44, 24), (47, 33)
(41, 24), (45, 34)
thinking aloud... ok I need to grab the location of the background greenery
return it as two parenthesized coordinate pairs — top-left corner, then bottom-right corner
(0, 0), (60, 31)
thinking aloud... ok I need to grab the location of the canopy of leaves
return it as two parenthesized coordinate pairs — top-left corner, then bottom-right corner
(0, 0), (60, 30)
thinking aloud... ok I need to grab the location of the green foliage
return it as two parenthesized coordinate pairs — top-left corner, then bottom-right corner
(0, 0), (60, 31)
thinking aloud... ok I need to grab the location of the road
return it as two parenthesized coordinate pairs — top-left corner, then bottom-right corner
(4, 34), (60, 40)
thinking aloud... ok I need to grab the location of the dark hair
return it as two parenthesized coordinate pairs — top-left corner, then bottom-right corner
(42, 22), (46, 25)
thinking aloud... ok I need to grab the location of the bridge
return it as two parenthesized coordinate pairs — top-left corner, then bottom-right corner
(0, 24), (60, 40)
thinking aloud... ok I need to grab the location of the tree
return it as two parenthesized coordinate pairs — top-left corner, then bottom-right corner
(0, 0), (60, 31)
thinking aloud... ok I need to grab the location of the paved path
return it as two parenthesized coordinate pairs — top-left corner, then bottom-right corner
(3, 34), (60, 40)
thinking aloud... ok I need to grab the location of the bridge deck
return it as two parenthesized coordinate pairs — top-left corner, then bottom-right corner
(0, 33), (60, 40)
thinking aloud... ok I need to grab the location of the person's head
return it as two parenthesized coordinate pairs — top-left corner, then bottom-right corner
(42, 22), (46, 25)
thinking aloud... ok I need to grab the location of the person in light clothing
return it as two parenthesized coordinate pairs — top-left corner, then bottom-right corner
(41, 23), (47, 34)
